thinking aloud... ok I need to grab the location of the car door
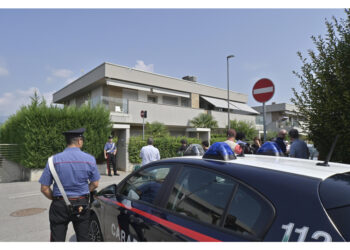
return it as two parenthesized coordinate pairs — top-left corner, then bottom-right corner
(102, 164), (177, 241)
(154, 164), (243, 241)
(93, 184), (119, 241)
(155, 164), (276, 241)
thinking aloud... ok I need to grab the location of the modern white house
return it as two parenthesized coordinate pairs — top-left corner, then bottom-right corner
(253, 102), (306, 137)
(53, 62), (259, 171)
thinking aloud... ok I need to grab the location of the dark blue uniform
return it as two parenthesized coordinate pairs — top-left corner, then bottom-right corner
(104, 139), (118, 176)
(39, 128), (100, 242)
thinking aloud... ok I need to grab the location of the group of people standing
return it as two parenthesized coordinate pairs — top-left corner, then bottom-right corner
(105, 128), (310, 175)
(224, 128), (310, 159)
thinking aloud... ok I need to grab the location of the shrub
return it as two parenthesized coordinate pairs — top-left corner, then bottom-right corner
(129, 136), (200, 163)
(0, 93), (112, 168)
(210, 137), (227, 144)
(145, 121), (169, 138)
(229, 120), (258, 141)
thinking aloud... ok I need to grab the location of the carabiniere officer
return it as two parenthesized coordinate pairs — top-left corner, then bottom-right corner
(39, 128), (101, 242)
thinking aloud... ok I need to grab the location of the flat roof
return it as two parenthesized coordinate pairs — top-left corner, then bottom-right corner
(104, 62), (244, 97)
(53, 62), (248, 103)
(179, 155), (350, 180)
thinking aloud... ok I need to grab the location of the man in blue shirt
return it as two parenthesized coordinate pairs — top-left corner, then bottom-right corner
(289, 129), (310, 159)
(104, 135), (119, 176)
(39, 128), (100, 242)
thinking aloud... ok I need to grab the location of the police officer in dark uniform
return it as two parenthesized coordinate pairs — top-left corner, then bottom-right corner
(104, 135), (119, 176)
(39, 128), (100, 242)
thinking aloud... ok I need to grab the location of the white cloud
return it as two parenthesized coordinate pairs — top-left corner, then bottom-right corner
(52, 68), (73, 78)
(0, 87), (54, 116)
(134, 60), (154, 73)
(65, 76), (79, 85)
(46, 76), (54, 83)
(46, 67), (75, 84)
(243, 62), (268, 72)
(0, 66), (9, 76)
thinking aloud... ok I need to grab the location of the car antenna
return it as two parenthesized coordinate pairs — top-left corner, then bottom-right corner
(316, 135), (339, 167)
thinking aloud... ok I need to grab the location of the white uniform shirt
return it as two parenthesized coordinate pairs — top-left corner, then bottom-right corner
(140, 145), (160, 166)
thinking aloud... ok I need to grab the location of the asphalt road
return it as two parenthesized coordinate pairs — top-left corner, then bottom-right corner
(0, 172), (130, 242)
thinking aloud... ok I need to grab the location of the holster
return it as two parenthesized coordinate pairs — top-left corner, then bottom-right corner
(67, 203), (89, 216)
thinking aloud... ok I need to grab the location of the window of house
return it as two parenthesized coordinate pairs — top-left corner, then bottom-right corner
(256, 115), (264, 125)
(166, 166), (237, 227)
(181, 97), (190, 107)
(162, 96), (178, 106)
(118, 166), (171, 204)
(223, 184), (275, 239)
(122, 89), (138, 101)
(76, 92), (91, 107)
(148, 95), (158, 103)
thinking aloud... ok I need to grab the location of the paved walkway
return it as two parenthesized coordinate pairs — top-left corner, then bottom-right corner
(0, 172), (130, 242)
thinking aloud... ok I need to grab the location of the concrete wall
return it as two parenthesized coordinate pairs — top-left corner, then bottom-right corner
(0, 158), (24, 183)
(110, 100), (258, 129)
(126, 100), (205, 127)
(0, 157), (46, 183)
(115, 128), (131, 172)
(191, 93), (199, 109)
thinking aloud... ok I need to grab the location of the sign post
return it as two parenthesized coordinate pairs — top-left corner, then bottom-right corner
(252, 78), (275, 142)
(140, 110), (147, 140)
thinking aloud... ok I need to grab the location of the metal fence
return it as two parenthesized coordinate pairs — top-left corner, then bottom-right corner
(0, 144), (21, 168)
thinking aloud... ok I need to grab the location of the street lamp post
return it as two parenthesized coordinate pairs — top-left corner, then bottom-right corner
(227, 55), (234, 130)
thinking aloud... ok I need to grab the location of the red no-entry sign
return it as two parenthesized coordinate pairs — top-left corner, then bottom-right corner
(252, 78), (275, 103)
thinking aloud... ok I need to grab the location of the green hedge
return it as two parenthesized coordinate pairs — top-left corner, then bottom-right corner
(210, 137), (227, 144)
(0, 95), (111, 168)
(129, 136), (200, 164)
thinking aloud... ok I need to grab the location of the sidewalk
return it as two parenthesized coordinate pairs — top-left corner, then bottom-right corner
(0, 171), (130, 242)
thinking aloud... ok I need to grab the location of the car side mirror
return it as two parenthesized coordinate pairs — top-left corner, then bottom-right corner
(99, 184), (118, 198)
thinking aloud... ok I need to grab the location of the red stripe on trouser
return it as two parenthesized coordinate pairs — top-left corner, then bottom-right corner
(100, 197), (221, 242)
(106, 155), (110, 175)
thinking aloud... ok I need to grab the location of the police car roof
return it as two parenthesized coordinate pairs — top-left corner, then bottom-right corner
(165, 155), (350, 180)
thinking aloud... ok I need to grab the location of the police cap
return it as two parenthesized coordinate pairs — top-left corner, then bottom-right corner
(62, 128), (85, 139)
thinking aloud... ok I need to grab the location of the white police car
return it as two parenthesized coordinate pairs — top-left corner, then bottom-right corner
(88, 142), (350, 242)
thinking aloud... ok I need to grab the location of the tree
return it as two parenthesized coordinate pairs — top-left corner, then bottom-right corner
(229, 119), (258, 141)
(190, 113), (218, 129)
(145, 121), (169, 138)
(292, 9), (350, 163)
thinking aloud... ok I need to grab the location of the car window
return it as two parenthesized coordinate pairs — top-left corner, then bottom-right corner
(166, 166), (237, 227)
(224, 184), (274, 239)
(118, 166), (171, 204)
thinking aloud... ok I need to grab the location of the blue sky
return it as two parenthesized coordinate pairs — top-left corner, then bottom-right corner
(0, 8), (347, 121)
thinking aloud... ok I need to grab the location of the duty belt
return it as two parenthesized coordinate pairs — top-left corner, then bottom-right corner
(53, 195), (89, 201)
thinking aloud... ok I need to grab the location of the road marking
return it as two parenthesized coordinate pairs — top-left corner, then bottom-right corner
(253, 86), (274, 94)
(8, 192), (41, 200)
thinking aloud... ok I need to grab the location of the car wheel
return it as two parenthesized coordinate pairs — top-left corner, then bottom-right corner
(88, 214), (104, 242)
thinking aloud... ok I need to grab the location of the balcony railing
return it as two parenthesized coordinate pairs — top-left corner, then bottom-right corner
(91, 96), (129, 114)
